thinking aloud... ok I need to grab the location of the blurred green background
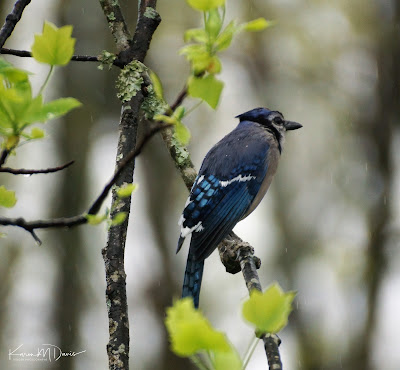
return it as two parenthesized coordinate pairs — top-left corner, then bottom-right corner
(0, 0), (399, 369)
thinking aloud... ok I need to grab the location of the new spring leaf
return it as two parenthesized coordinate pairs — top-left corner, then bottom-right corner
(32, 22), (76, 66)
(239, 18), (273, 32)
(116, 183), (138, 198)
(165, 298), (231, 356)
(165, 298), (242, 369)
(188, 75), (224, 109)
(242, 282), (296, 335)
(186, 0), (225, 11)
(0, 186), (17, 208)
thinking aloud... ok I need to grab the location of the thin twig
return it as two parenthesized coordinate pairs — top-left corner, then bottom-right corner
(0, 48), (126, 68)
(87, 123), (170, 215)
(0, 0), (31, 48)
(0, 123), (170, 244)
(169, 84), (188, 112)
(0, 149), (10, 167)
(0, 160), (74, 175)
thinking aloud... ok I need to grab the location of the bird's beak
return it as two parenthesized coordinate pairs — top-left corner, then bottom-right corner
(284, 120), (302, 131)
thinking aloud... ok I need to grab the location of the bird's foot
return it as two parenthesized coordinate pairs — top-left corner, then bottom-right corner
(218, 235), (261, 273)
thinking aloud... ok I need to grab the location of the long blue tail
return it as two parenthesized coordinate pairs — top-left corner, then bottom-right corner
(182, 248), (204, 309)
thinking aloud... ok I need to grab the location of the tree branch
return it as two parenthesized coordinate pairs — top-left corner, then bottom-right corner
(98, 1), (161, 369)
(0, 215), (86, 244)
(0, 123), (170, 244)
(127, 1), (161, 62)
(99, 0), (131, 52)
(0, 148), (10, 167)
(0, 160), (74, 175)
(262, 334), (282, 370)
(0, 48), (128, 68)
(0, 0), (31, 48)
(169, 84), (188, 112)
(88, 123), (170, 215)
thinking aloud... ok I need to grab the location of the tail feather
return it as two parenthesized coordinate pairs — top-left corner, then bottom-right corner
(182, 249), (204, 308)
(176, 235), (185, 254)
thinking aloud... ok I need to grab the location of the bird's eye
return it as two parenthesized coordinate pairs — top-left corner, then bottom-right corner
(273, 117), (283, 125)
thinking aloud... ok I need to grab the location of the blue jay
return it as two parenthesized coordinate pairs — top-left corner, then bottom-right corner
(177, 107), (302, 308)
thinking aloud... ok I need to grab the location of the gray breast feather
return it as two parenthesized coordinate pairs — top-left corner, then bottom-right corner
(241, 143), (280, 219)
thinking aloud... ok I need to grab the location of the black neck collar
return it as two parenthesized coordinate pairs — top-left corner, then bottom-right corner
(266, 126), (282, 153)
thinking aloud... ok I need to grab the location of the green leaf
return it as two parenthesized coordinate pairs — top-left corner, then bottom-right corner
(207, 56), (222, 74)
(179, 44), (205, 58)
(3, 135), (19, 150)
(0, 186), (17, 208)
(205, 9), (223, 40)
(155, 107), (190, 145)
(239, 18), (273, 32)
(41, 97), (81, 120)
(0, 59), (31, 83)
(175, 121), (191, 145)
(86, 213), (107, 225)
(165, 298), (231, 356)
(116, 183), (138, 198)
(0, 57), (80, 138)
(188, 75), (224, 109)
(23, 97), (81, 124)
(111, 212), (127, 226)
(180, 44), (212, 74)
(149, 70), (164, 100)
(173, 106), (186, 120)
(242, 283), (296, 334)
(31, 22), (76, 66)
(214, 347), (242, 370)
(0, 65), (32, 131)
(186, 0), (225, 11)
(29, 127), (45, 139)
(215, 21), (238, 51)
(184, 28), (208, 43)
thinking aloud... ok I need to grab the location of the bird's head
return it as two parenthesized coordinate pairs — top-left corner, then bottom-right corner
(236, 107), (302, 135)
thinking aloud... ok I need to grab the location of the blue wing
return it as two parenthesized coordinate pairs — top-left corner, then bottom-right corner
(177, 123), (270, 261)
(189, 178), (255, 260)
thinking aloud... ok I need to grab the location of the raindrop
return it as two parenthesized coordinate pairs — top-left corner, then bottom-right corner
(23, 174), (32, 178)
(365, 163), (368, 172)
